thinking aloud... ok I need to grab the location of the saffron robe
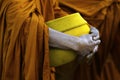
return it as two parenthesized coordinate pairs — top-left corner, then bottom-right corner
(0, 0), (67, 80)
(56, 0), (120, 80)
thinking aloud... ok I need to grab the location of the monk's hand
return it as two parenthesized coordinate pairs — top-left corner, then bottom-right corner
(76, 34), (100, 63)
(90, 26), (100, 40)
(76, 34), (101, 56)
(84, 26), (101, 63)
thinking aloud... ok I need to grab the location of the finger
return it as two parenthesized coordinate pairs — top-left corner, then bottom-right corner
(89, 33), (99, 40)
(91, 32), (97, 37)
(88, 39), (100, 49)
(87, 45), (98, 59)
(92, 34), (100, 40)
(90, 28), (99, 34)
(91, 32), (100, 39)
(94, 40), (101, 45)
(89, 40), (100, 50)
(93, 45), (98, 53)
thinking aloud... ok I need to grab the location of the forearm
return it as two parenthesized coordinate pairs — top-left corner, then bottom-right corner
(49, 27), (101, 55)
(49, 28), (79, 50)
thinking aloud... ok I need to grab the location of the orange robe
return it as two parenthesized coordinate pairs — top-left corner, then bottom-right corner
(0, 0), (67, 80)
(57, 0), (120, 80)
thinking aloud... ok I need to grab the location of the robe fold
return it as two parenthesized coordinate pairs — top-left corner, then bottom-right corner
(56, 0), (120, 80)
(0, 0), (67, 80)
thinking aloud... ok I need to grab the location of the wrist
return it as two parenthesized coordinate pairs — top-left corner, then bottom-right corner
(68, 36), (80, 51)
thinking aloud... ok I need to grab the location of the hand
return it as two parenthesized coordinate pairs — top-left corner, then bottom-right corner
(76, 34), (100, 56)
(90, 26), (100, 40)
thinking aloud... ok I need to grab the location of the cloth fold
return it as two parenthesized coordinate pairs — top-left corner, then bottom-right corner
(57, 0), (120, 80)
(0, 0), (67, 80)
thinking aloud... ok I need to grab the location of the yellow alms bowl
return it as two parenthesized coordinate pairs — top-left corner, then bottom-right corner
(46, 13), (90, 67)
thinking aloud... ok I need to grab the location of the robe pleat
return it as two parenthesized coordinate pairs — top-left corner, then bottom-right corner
(0, 0), (67, 80)
(57, 0), (120, 80)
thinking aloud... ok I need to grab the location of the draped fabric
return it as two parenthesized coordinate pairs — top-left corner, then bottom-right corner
(0, 0), (67, 80)
(57, 0), (120, 80)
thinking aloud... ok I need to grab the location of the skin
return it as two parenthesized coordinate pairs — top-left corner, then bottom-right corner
(49, 26), (101, 59)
